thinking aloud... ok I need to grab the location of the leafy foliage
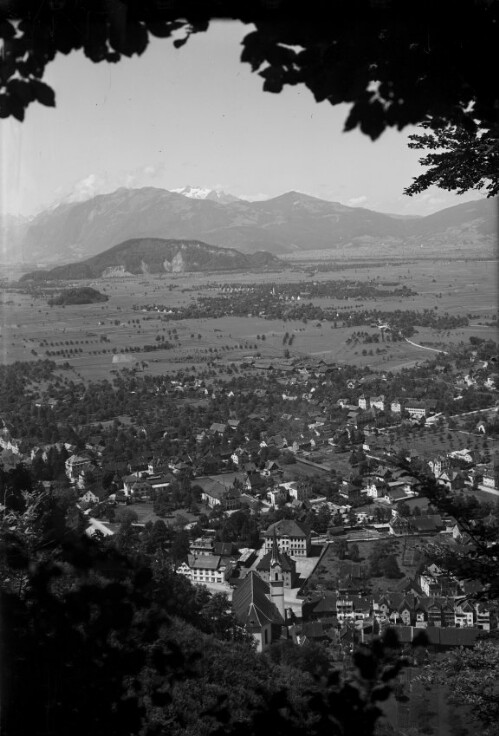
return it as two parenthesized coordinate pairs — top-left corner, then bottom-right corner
(48, 286), (109, 305)
(404, 118), (499, 197)
(417, 640), (499, 735)
(1, 0), (499, 149)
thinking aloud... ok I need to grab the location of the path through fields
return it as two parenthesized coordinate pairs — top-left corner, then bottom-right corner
(404, 338), (448, 355)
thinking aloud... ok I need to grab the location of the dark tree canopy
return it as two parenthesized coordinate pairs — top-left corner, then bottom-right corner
(1, 0), (499, 146)
(404, 119), (499, 198)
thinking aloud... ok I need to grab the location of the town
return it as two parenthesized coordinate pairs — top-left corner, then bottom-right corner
(2, 5), (499, 736)
(1, 330), (497, 667)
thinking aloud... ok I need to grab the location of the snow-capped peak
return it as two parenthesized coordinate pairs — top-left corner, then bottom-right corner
(170, 186), (240, 204)
(171, 185), (212, 199)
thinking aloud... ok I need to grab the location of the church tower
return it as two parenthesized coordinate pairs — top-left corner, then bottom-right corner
(269, 530), (285, 620)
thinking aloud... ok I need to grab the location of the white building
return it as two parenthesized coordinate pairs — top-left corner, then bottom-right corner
(176, 554), (232, 585)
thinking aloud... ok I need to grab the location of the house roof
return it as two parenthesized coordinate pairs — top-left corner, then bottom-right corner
(382, 593), (416, 611)
(210, 422), (227, 433)
(256, 550), (296, 573)
(191, 535), (214, 547)
(311, 594), (337, 615)
(123, 472), (142, 483)
(131, 480), (152, 491)
(81, 490), (99, 499)
(201, 482), (233, 500)
(232, 571), (284, 627)
(388, 488), (410, 501)
(67, 454), (91, 465)
(196, 472), (246, 491)
(264, 519), (309, 538)
(187, 554), (222, 570)
(410, 515), (443, 532)
(351, 596), (371, 612)
(150, 475), (173, 487)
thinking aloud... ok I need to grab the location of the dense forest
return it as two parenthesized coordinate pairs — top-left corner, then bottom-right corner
(48, 286), (109, 305)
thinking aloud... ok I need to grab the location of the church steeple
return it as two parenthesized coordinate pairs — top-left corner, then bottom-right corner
(269, 528), (285, 619)
(270, 528), (282, 568)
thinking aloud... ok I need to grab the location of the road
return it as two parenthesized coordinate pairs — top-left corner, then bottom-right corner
(404, 338), (448, 355)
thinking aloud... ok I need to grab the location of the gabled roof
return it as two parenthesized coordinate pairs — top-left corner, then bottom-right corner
(187, 554), (222, 570)
(311, 594), (337, 615)
(232, 571), (284, 627)
(257, 550), (296, 573)
(201, 482), (234, 500)
(67, 454), (91, 465)
(398, 595), (418, 612)
(388, 488), (410, 501)
(264, 519), (309, 538)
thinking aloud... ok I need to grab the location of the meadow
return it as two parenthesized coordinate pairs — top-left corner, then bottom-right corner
(1, 257), (496, 381)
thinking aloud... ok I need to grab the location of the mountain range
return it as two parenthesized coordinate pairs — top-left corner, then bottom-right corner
(170, 186), (241, 204)
(2, 187), (497, 266)
(19, 238), (281, 281)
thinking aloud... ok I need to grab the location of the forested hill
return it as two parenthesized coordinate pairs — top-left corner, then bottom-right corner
(19, 238), (282, 281)
(48, 286), (109, 305)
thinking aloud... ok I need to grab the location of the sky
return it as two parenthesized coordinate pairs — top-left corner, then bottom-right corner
(3, 20), (483, 219)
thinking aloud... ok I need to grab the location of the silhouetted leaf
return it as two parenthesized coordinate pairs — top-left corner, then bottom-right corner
(31, 79), (55, 107)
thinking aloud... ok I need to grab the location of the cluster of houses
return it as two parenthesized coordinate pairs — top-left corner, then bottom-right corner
(177, 519), (310, 590)
(232, 559), (497, 652)
(182, 532), (496, 650)
(174, 515), (498, 654)
(356, 394), (436, 419)
(305, 587), (496, 633)
(429, 451), (498, 493)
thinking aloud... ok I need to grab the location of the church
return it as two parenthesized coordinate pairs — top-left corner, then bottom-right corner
(232, 533), (290, 651)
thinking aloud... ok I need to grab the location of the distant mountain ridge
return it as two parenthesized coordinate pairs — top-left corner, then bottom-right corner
(3, 187), (497, 265)
(171, 186), (241, 204)
(19, 238), (281, 281)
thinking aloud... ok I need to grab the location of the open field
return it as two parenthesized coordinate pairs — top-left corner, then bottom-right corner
(304, 534), (457, 596)
(296, 258), (498, 316)
(1, 258), (496, 381)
